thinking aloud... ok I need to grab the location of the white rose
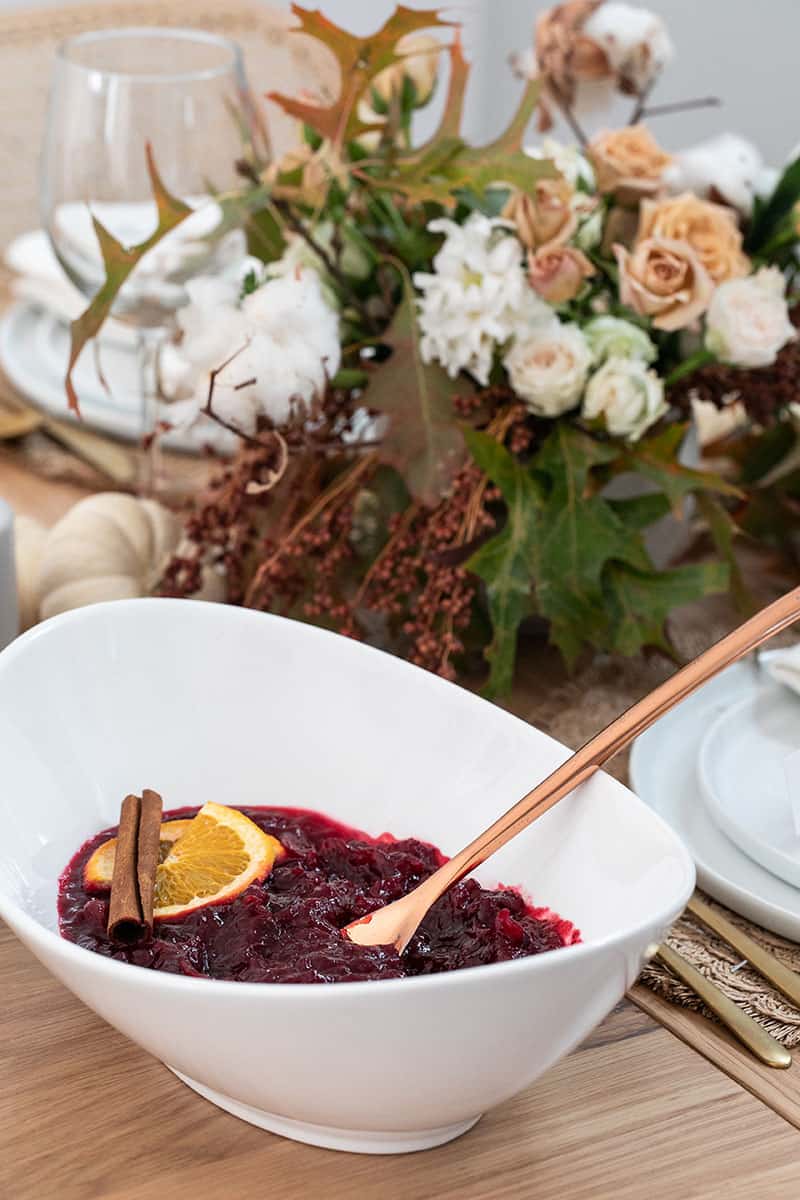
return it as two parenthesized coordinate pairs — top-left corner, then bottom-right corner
(705, 267), (796, 369)
(664, 133), (778, 217)
(582, 3), (673, 93)
(504, 321), (592, 417)
(584, 316), (657, 364)
(582, 356), (666, 442)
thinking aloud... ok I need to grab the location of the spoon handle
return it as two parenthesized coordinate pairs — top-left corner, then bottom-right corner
(347, 585), (800, 952)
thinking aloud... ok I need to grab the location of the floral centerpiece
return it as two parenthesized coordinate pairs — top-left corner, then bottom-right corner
(67, 2), (800, 695)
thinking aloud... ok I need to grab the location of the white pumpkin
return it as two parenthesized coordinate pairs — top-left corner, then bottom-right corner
(13, 514), (47, 631)
(36, 493), (184, 622)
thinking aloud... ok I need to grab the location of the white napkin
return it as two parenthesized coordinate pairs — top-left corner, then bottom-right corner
(3, 229), (136, 346)
(762, 644), (800, 695)
(3, 200), (245, 349)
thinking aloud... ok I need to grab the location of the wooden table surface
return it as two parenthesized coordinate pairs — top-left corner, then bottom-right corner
(3, 461), (800, 1200)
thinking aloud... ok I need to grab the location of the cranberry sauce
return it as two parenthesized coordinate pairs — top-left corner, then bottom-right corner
(58, 806), (579, 983)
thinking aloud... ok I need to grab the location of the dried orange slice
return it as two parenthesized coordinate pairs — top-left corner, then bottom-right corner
(84, 818), (194, 891)
(153, 802), (282, 920)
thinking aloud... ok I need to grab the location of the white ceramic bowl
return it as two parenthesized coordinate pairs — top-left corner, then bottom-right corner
(0, 600), (694, 1154)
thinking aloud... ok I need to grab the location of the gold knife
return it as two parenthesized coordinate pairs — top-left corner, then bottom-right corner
(655, 942), (791, 1068)
(688, 893), (800, 1011)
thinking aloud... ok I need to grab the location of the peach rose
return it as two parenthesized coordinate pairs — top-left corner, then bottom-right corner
(589, 125), (671, 198)
(528, 245), (595, 303)
(637, 194), (749, 283)
(503, 178), (577, 250)
(614, 236), (714, 331)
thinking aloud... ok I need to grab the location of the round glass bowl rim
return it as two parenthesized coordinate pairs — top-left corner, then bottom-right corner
(54, 27), (244, 85)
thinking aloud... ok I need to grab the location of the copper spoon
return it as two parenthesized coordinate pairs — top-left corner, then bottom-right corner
(345, 584), (800, 954)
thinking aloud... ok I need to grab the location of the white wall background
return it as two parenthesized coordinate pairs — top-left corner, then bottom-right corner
(1, 0), (798, 163)
(292, 0), (800, 163)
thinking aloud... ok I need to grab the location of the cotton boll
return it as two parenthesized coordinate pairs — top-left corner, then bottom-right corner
(162, 266), (341, 434)
(665, 134), (774, 217)
(582, 3), (674, 94)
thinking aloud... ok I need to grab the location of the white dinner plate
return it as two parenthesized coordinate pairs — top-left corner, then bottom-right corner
(0, 301), (234, 454)
(630, 661), (800, 940)
(698, 685), (800, 889)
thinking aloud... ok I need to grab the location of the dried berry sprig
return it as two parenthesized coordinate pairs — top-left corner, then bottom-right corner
(668, 306), (800, 427)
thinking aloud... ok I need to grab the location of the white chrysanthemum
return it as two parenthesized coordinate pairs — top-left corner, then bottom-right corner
(582, 356), (666, 441)
(705, 267), (796, 369)
(414, 213), (552, 385)
(164, 267), (340, 434)
(503, 320), (592, 417)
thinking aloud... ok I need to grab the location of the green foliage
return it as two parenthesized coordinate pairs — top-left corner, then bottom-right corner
(746, 155), (800, 257)
(623, 425), (741, 513)
(365, 263), (468, 505)
(603, 562), (729, 656)
(267, 6), (452, 148)
(65, 146), (192, 412)
(465, 425), (732, 695)
(364, 73), (557, 204)
(465, 430), (545, 696)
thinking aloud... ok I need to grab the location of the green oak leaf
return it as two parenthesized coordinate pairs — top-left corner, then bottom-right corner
(466, 423), (734, 691)
(365, 262), (468, 505)
(268, 6), (452, 148)
(607, 493), (671, 530)
(65, 145), (192, 413)
(532, 426), (650, 664)
(604, 561), (730, 656)
(745, 155), (800, 255)
(465, 429), (545, 697)
(365, 77), (557, 204)
(696, 493), (755, 614)
(623, 425), (741, 513)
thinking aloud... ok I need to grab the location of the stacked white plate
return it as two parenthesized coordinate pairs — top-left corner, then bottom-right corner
(631, 651), (800, 939)
(0, 225), (241, 454)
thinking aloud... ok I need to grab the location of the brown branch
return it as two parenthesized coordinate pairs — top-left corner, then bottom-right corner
(199, 342), (289, 493)
(628, 76), (658, 126)
(269, 197), (380, 333)
(640, 96), (721, 119)
(244, 451), (378, 607)
(353, 501), (419, 608)
(544, 78), (589, 148)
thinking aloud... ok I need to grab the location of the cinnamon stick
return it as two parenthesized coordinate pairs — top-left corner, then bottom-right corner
(137, 789), (163, 929)
(107, 790), (163, 943)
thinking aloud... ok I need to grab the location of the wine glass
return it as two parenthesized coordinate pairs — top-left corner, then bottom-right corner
(39, 28), (253, 491)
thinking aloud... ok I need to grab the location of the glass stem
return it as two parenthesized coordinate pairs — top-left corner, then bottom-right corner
(136, 327), (164, 496)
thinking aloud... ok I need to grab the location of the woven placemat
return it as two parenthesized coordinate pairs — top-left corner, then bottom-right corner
(640, 894), (800, 1047)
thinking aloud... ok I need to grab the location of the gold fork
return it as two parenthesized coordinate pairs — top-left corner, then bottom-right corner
(655, 942), (791, 1069)
(0, 385), (135, 486)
